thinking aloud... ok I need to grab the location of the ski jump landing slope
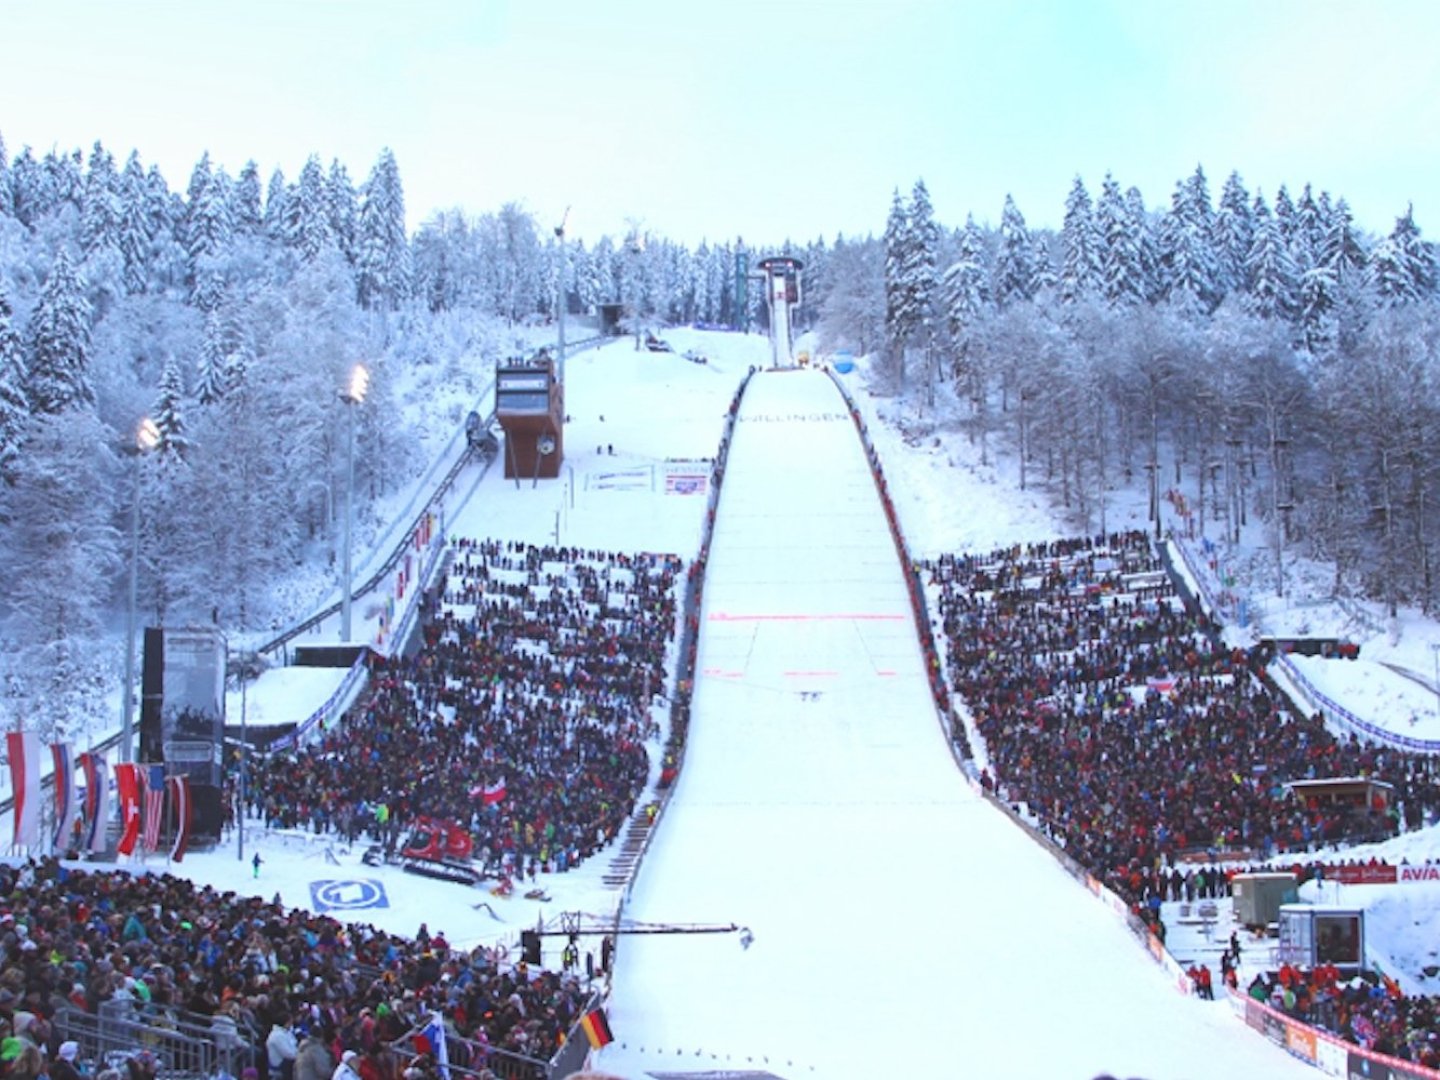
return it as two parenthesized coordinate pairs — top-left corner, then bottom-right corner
(600, 368), (1313, 1080)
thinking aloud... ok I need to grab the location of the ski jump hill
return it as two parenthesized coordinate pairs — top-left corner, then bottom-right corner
(598, 367), (1314, 1080)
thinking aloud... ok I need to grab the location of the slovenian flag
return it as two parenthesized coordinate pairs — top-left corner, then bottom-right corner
(6, 732), (41, 849)
(51, 743), (78, 852)
(579, 1007), (614, 1050)
(413, 1012), (450, 1079)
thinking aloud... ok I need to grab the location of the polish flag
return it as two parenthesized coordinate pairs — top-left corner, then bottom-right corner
(480, 778), (506, 806)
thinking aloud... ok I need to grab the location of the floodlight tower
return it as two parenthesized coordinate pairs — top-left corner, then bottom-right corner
(756, 256), (804, 367)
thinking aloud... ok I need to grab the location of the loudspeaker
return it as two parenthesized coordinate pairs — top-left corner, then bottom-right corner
(189, 784), (225, 843)
(140, 627), (165, 763)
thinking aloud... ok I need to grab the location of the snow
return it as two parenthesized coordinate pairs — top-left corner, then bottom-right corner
(34, 327), (1440, 1078)
(223, 666), (350, 732)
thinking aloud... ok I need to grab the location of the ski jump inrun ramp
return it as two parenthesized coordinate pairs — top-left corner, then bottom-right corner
(599, 367), (1314, 1080)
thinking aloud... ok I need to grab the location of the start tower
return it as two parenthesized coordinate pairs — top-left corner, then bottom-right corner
(756, 255), (803, 368)
(495, 353), (564, 480)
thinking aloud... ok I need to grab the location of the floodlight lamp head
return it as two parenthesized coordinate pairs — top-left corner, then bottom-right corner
(345, 364), (370, 405)
(136, 417), (161, 453)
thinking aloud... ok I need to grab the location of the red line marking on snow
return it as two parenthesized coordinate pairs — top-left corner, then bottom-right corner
(876, 670), (897, 677)
(702, 668), (745, 679)
(708, 612), (904, 622)
(783, 670), (838, 678)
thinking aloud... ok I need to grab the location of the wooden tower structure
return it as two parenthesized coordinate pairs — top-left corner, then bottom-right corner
(495, 354), (565, 480)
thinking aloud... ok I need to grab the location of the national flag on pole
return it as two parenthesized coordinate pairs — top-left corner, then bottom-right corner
(79, 751), (110, 853)
(578, 1007), (614, 1050)
(140, 764), (166, 853)
(167, 775), (192, 862)
(114, 763), (141, 856)
(50, 743), (78, 852)
(5, 732), (41, 848)
(413, 1012), (450, 1079)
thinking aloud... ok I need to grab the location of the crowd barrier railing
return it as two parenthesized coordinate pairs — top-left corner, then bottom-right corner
(1227, 985), (1440, 1078)
(1270, 652), (1440, 754)
(824, 370), (967, 765)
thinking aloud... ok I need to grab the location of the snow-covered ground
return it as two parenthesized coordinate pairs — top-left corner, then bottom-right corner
(33, 326), (1440, 1078)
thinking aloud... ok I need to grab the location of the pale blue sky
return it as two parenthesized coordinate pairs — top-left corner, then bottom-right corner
(2, 0), (1436, 247)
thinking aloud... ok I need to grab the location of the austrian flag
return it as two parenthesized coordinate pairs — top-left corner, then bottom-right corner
(5, 731), (41, 848)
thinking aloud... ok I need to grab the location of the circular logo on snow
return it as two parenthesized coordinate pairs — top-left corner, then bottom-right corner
(309, 879), (389, 911)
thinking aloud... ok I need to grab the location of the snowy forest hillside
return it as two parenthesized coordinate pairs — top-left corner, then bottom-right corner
(0, 133), (1434, 742)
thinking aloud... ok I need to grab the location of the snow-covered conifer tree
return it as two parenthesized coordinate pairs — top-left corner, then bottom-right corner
(288, 155), (334, 261)
(1211, 170), (1253, 299)
(80, 141), (120, 258)
(0, 409), (120, 739)
(1272, 184), (1297, 247)
(1060, 176), (1099, 304)
(882, 188), (909, 357)
(118, 153), (152, 295)
(26, 250), (95, 414)
(1245, 193), (1299, 321)
(234, 161), (262, 235)
(1098, 175), (1143, 307)
(1369, 205), (1434, 306)
(0, 287), (29, 483)
(264, 168), (289, 244)
(356, 149), (411, 309)
(152, 353), (190, 457)
(0, 131), (12, 218)
(1125, 186), (1162, 302)
(327, 159), (358, 264)
(994, 194), (1035, 307)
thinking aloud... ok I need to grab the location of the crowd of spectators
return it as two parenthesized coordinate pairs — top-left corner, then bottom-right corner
(925, 530), (1440, 941)
(1247, 962), (1440, 1068)
(0, 857), (590, 1080)
(247, 540), (682, 879)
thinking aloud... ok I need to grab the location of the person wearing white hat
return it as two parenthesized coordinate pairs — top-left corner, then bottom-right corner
(51, 1041), (84, 1080)
(330, 1049), (361, 1080)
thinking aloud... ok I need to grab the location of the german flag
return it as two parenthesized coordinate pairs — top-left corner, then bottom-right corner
(579, 1007), (614, 1050)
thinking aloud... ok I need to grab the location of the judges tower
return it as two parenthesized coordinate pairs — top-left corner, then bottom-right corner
(495, 353), (564, 480)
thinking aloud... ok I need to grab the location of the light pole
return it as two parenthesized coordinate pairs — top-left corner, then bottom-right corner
(627, 234), (645, 350)
(237, 637), (248, 863)
(339, 364), (369, 641)
(121, 417), (160, 764)
(554, 206), (570, 388)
